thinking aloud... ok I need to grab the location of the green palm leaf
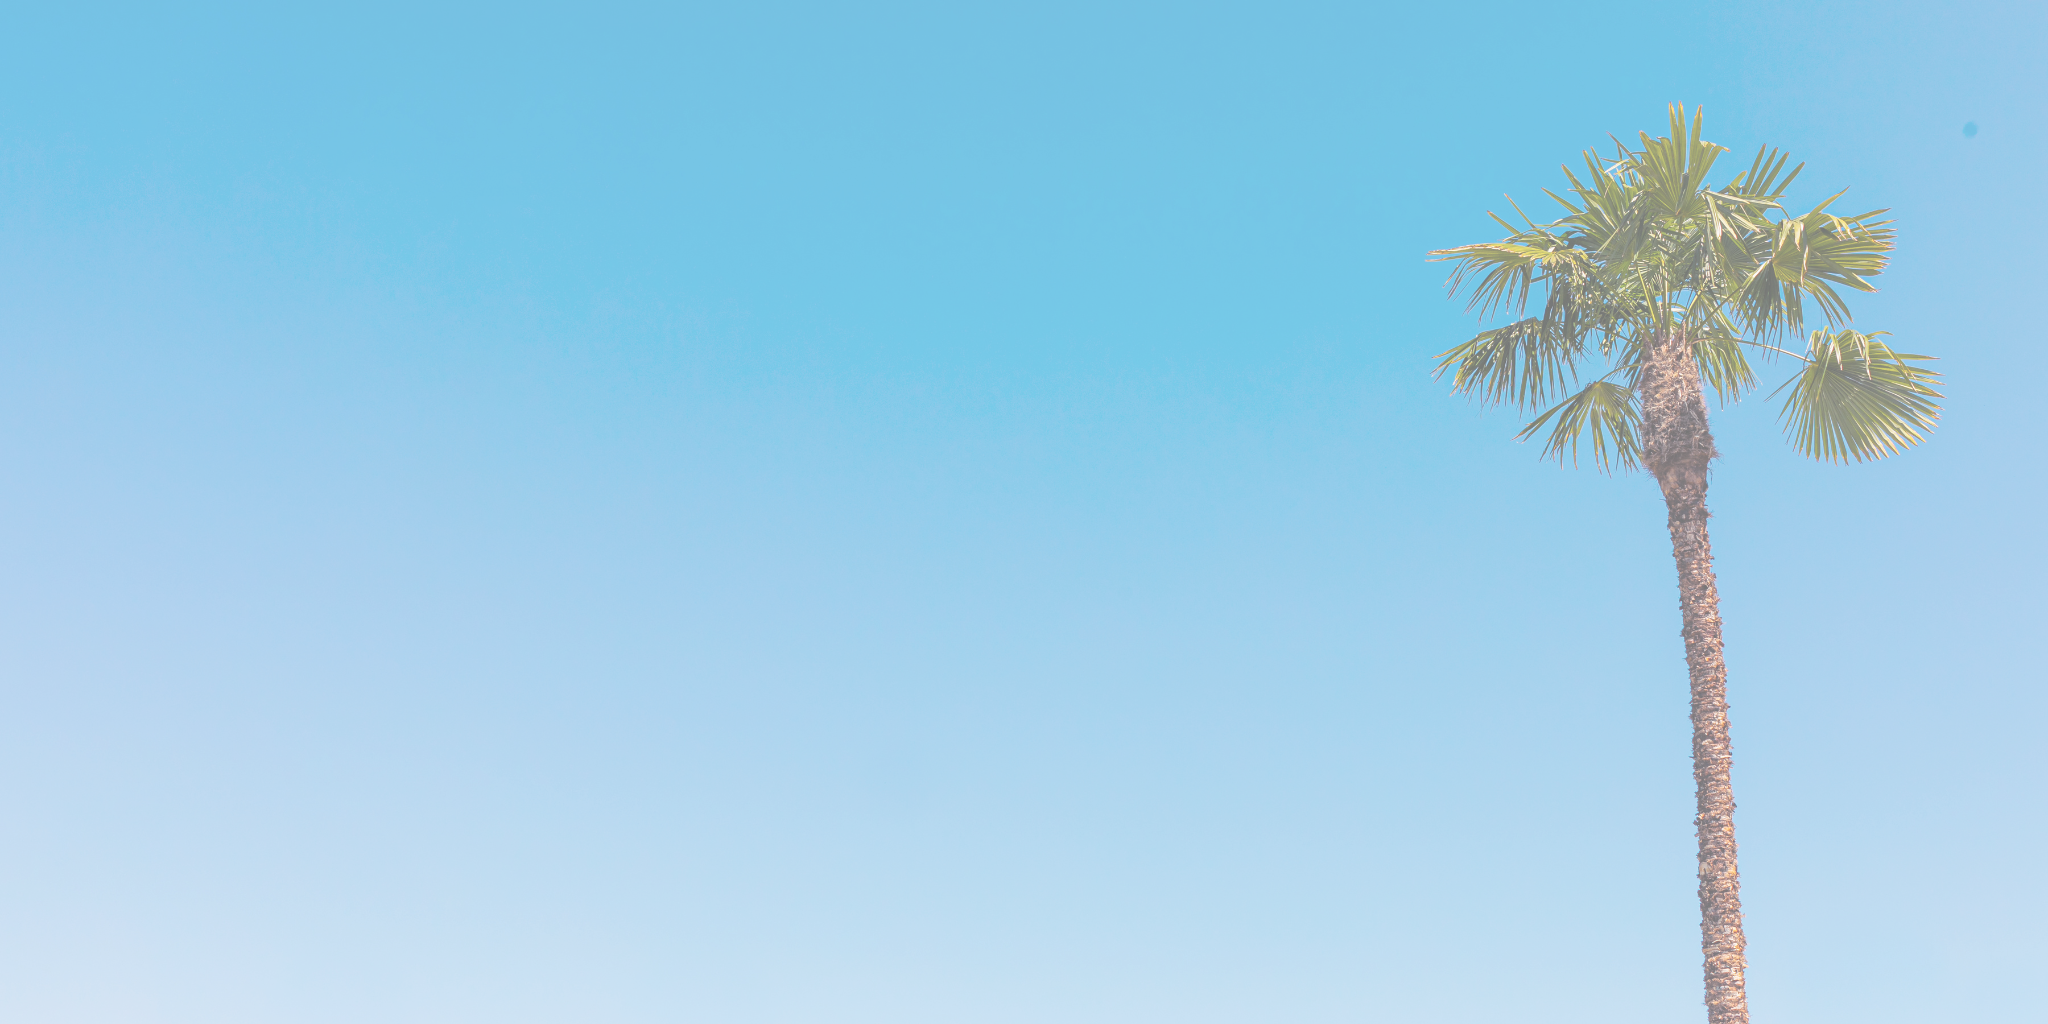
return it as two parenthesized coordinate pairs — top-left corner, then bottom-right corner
(1433, 318), (1582, 411)
(1515, 380), (1641, 473)
(1772, 329), (1942, 463)
(1691, 323), (1757, 405)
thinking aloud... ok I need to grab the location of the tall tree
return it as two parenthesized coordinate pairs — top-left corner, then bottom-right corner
(1429, 107), (1941, 1024)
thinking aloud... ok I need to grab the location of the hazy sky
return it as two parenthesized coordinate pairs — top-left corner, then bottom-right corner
(1, 3), (2039, 1022)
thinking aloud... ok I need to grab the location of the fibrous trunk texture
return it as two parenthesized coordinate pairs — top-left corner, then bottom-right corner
(1638, 329), (1748, 1024)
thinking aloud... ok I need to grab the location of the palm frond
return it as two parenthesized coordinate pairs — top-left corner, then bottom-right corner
(1564, 147), (1654, 265)
(1428, 236), (1562, 320)
(1433, 318), (1584, 411)
(1632, 105), (1729, 223)
(1771, 329), (1941, 462)
(1691, 323), (1757, 406)
(1729, 201), (1896, 337)
(1719, 145), (1801, 201)
(1516, 379), (1641, 473)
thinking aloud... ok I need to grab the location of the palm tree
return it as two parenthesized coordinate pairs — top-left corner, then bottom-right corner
(1429, 106), (1941, 1024)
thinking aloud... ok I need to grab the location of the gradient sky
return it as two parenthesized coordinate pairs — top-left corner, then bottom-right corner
(1, 3), (2040, 1022)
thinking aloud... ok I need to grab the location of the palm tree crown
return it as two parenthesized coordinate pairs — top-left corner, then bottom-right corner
(1431, 105), (1941, 468)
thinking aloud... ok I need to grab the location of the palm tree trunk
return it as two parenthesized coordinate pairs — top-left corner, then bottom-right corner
(1639, 329), (1748, 1024)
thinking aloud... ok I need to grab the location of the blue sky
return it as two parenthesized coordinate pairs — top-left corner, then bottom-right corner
(0, 2), (2040, 1022)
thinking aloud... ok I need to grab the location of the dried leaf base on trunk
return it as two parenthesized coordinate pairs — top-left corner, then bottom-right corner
(1641, 332), (1748, 1024)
